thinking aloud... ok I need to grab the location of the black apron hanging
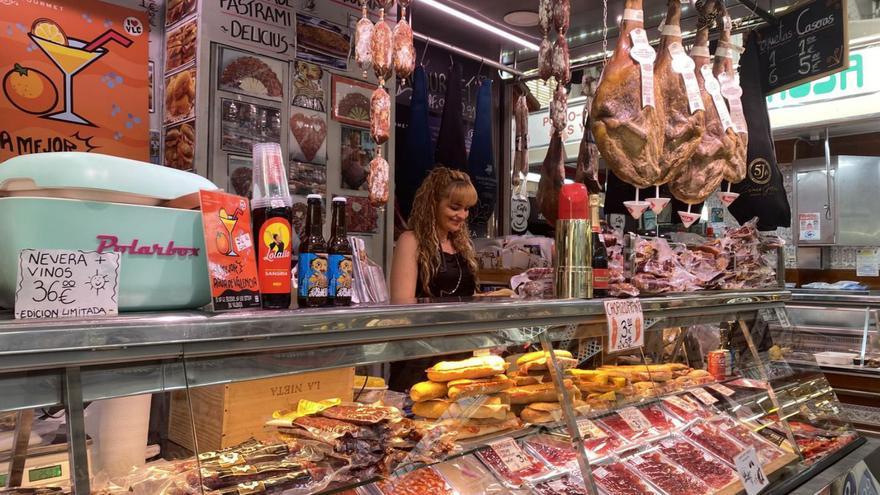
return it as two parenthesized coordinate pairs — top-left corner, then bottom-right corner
(435, 63), (468, 171)
(467, 79), (496, 230)
(728, 34), (792, 230)
(397, 65), (433, 220)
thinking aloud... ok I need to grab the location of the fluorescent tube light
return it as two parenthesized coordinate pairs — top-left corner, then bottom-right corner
(419, 0), (541, 51)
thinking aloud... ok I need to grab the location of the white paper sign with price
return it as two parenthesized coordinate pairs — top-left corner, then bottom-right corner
(489, 437), (532, 472)
(733, 447), (769, 495)
(604, 298), (645, 352)
(15, 249), (121, 320)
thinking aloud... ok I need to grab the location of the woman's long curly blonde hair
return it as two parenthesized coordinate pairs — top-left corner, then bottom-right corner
(409, 167), (479, 296)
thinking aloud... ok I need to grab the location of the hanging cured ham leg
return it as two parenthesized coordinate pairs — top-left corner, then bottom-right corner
(591, 0), (665, 188)
(654, 0), (704, 184)
(575, 73), (602, 194)
(713, 3), (748, 185)
(537, 132), (566, 225)
(669, 0), (731, 205)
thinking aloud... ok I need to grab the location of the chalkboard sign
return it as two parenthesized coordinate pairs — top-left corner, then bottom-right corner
(753, 0), (848, 95)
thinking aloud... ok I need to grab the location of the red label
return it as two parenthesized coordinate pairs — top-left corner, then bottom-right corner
(593, 268), (609, 289)
(258, 217), (292, 294)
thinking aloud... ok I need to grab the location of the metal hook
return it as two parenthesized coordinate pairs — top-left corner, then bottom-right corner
(466, 59), (485, 87)
(420, 36), (431, 65)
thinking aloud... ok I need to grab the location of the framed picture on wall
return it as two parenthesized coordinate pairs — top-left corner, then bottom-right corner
(340, 125), (376, 191)
(331, 75), (373, 128)
(228, 155), (253, 197)
(217, 46), (284, 102)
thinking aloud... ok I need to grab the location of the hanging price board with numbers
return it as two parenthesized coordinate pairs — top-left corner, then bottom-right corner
(15, 249), (120, 319)
(604, 298), (645, 352)
(753, 0), (848, 94)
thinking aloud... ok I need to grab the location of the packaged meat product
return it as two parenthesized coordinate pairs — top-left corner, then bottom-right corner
(599, 404), (672, 443)
(374, 467), (455, 495)
(321, 404), (398, 425)
(392, 18), (415, 79)
(368, 151), (389, 207)
(625, 451), (712, 495)
(660, 394), (711, 423)
(354, 5), (372, 77)
(714, 418), (784, 464)
(434, 454), (511, 495)
(371, 12), (393, 82)
(683, 422), (745, 466)
(199, 443), (289, 468)
(523, 434), (578, 469)
(475, 443), (553, 488)
(592, 461), (660, 495)
(639, 403), (676, 432)
(533, 475), (590, 495)
(656, 437), (738, 489)
(370, 86), (391, 145)
(199, 460), (309, 490)
(576, 418), (623, 459)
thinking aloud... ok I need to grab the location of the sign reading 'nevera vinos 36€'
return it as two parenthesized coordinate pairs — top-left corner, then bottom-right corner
(15, 249), (120, 320)
(604, 298), (645, 352)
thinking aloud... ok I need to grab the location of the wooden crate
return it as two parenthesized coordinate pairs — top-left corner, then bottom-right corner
(168, 368), (354, 452)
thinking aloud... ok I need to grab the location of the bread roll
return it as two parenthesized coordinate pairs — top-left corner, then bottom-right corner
(516, 350), (577, 372)
(513, 375), (542, 386)
(502, 379), (577, 405)
(447, 374), (514, 401)
(688, 369), (710, 378)
(448, 399), (510, 420)
(521, 402), (562, 424)
(427, 355), (508, 382)
(412, 399), (450, 419)
(444, 413), (522, 439)
(409, 381), (448, 402)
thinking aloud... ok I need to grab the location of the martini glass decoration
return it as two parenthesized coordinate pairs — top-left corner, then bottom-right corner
(219, 208), (241, 257)
(29, 24), (131, 126)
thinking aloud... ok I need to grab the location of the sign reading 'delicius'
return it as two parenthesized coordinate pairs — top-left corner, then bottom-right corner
(15, 249), (120, 320)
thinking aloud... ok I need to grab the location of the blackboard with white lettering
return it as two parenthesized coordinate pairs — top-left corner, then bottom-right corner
(753, 0), (848, 95)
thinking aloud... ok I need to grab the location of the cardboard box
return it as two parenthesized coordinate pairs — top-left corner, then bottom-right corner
(168, 368), (354, 452)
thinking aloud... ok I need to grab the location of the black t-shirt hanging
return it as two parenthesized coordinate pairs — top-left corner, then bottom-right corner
(728, 34), (791, 230)
(435, 63), (468, 171)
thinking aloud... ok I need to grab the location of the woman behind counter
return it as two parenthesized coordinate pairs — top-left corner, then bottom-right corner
(390, 167), (478, 303)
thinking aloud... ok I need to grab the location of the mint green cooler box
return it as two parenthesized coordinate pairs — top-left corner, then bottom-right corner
(0, 153), (218, 311)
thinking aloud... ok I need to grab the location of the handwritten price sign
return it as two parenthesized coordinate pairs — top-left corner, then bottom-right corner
(604, 298), (645, 352)
(489, 438), (532, 472)
(15, 249), (120, 320)
(734, 447), (769, 495)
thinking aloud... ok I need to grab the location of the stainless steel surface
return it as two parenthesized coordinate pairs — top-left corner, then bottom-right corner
(791, 290), (880, 307)
(6, 408), (34, 488)
(824, 129), (832, 221)
(794, 157), (837, 245)
(836, 156), (880, 245)
(0, 291), (790, 371)
(796, 247), (823, 269)
(411, 31), (526, 77)
(555, 219), (592, 299)
(63, 367), (89, 495)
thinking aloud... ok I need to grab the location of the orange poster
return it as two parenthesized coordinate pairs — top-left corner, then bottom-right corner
(198, 190), (262, 311)
(0, 0), (149, 162)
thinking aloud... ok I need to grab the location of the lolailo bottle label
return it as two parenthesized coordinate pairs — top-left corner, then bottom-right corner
(298, 252), (329, 299)
(593, 268), (609, 289)
(258, 217), (292, 294)
(328, 254), (354, 298)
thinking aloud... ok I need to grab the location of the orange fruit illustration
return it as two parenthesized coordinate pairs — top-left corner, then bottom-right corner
(31, 18), (67, 45)
(215, 231), (230, 255)
(3, 63), (58, 115)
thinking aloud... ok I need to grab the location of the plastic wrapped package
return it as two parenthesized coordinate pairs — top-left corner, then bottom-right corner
(532, 474), (591, 495)
(711, 417), (784, 464)
(591, 461), (661, 495)
(523, 434), (578, 470)
(474, 443), (554, 489)
(434, 454), (514, 495)
(655, 436), (738, 489)
(372, 467), (455, 495)
(682, 421), (746, 466)
(659, 394), (712, 423)
(624, 450), (712, 495)
(599, 405), (673, 444)
(572, 419), (623, 459)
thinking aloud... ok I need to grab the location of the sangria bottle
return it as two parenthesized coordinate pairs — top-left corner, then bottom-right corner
(252, 143), (292, 309)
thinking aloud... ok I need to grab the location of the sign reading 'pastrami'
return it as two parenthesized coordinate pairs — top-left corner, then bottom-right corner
(96, 235), (200, 257)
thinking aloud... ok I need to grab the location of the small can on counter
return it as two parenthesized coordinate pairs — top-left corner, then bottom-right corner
(708, 349), (733, 380)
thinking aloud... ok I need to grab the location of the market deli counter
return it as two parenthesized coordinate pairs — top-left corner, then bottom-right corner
(0, 290), (876, 494)
(782, 290), (880, 436)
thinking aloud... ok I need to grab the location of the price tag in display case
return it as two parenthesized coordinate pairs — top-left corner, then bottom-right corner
(619, 406), (652, 432)
(604, 298), (645, 352)
(15, 249), (120, 320)
(734, 447), (769, 495)
(691, 387), (719, 405)
(709, 383), (737, 397)
(489, 438), (532, 472)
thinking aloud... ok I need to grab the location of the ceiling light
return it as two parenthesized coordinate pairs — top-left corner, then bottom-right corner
(503, 10), (540, 27)
(420, 0), (540, 51)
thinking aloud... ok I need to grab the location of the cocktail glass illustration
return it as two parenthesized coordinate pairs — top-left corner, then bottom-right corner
(28, 23), (132, 126)
(219, 208), (241, 257)
(29, 34), (107, 126)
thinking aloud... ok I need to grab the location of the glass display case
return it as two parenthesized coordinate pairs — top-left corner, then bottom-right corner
(0, 290), (876, 494)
